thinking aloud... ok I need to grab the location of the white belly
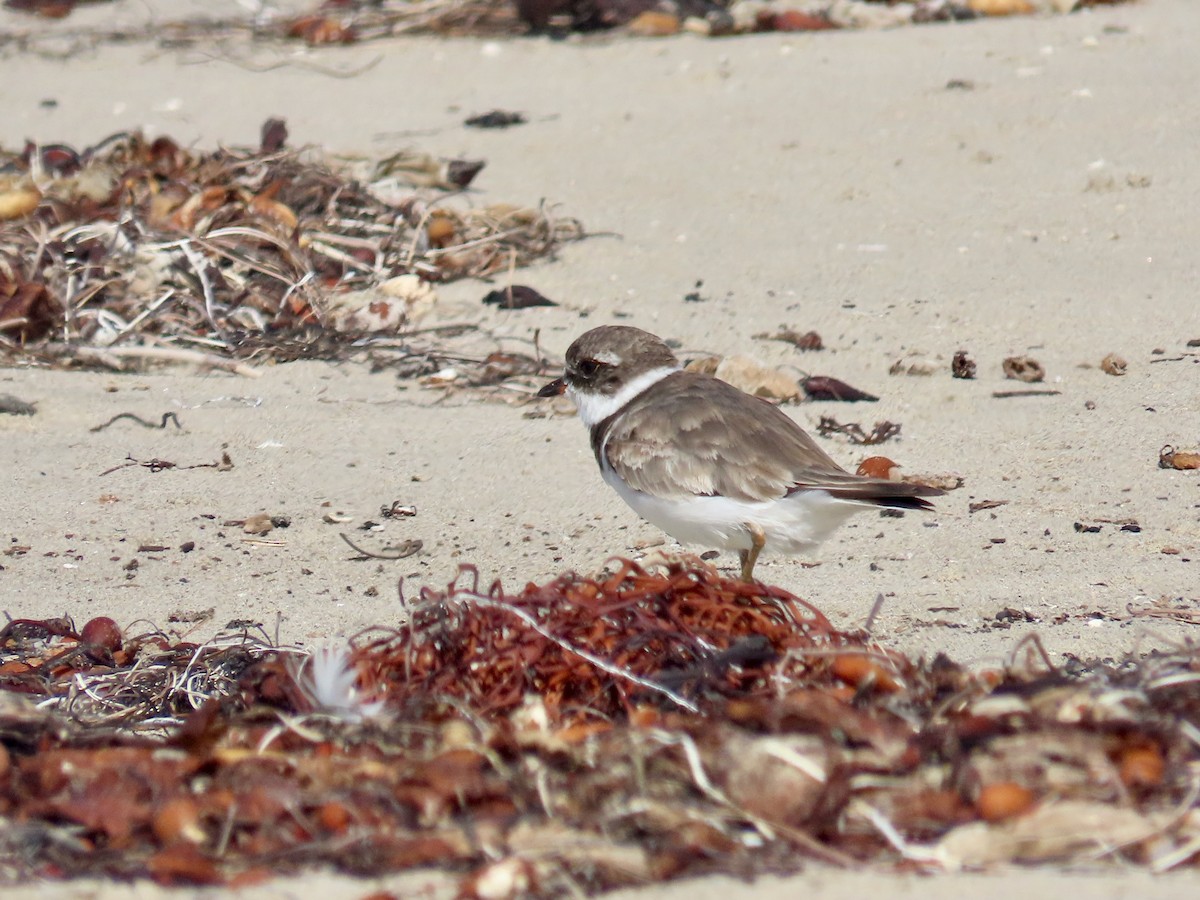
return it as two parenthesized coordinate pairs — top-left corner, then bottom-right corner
(601, 464), (868, 555)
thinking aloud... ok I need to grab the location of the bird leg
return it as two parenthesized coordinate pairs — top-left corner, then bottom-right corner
(739, 522), (766, 583)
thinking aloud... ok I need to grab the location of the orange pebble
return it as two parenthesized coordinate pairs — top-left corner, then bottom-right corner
(1119, 746), (1165, 788)
(830, 653), (900, 693)
(856, 456), (899, 480)
(627, 10), (680, 36)
(152, 796), (205, 846)
(768, 9), (838, 31)
(317, 801), (352, 833)
(977, 782), (1036, 822)
(426, 215), (456, 248)
(80, 616), (122, 652)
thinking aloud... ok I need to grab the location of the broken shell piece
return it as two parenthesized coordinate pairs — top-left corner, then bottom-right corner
(324, 275), (438, 332)
(60, 166), (118, 204)
(1159, 445), (1200, 470)
(423, 367), (459, 386)
(728, 0), (767, 31)
(0, 185), (41, 220)
(686, 355), (801, 402)
(323, 291), (403, 332)
(968, 0), (1036, 14)
(242, 513), (274, 535)
(374, 150), (485, 190)
(901, 472), (966, 491)
(935, 800), (1171, 868)
(827, 0), (915, 28)
(627, 11), (681, 36)
(715, 732), (833, 826)
(466, 856), (536, 900)
(1002, 355), (1045, 382)
(684, 355), (719, 376)
(380, 274), (438, 321)
(1100, 353), (1127, 376)
(890, 354), (941, 376)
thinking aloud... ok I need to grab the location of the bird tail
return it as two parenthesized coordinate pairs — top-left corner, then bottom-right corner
(811, 479), (943, 511)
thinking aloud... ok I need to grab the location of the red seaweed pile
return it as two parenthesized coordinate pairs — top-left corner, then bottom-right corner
(1, 559), (1198, 893)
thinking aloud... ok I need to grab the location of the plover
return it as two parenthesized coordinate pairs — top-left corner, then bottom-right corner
(538, 325), (942, 581)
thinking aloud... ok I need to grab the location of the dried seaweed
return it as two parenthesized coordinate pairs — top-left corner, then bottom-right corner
(816, 415), (900, 445)
(355, 559), (845, 720)
(0, 0), (1138, 54)
(0, 129), (584, 377)
(0, 0), (525, 55)
(2, 559), (1200, 891)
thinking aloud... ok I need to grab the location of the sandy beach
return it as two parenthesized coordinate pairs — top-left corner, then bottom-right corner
(2, 0), (1199, 895)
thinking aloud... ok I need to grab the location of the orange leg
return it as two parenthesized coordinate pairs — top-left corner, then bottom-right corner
(739, 522), (766, 583)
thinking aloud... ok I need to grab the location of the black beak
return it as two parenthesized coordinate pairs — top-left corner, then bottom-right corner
(537, 377), (567, 399)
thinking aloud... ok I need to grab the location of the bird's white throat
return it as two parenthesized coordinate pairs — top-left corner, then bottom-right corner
(569, 365), (678, 429)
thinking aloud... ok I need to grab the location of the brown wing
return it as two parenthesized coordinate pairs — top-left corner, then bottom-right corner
(601, 371), (942, 506)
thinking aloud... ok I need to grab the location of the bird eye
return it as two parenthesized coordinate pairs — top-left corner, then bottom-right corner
(577, 359), (601, 378)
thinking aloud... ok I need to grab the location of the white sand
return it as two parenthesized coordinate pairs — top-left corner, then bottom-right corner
(2, 0), (1198, 894)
